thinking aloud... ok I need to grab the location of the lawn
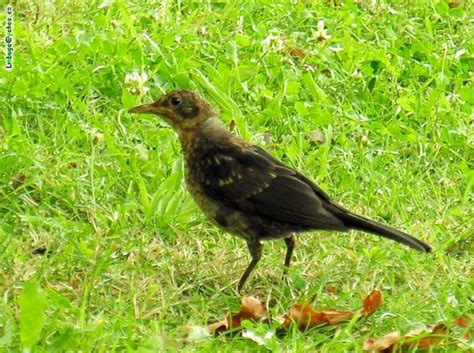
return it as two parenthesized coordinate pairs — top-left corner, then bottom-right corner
(0, 0), (472, 351)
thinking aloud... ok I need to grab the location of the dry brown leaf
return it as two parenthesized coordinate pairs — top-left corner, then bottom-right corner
(205, 319), (227, 335)
(285, 46), (306, 59)
(203, 296), (268, 335)
(363, 323), (449, 352)
(280, 36), (306, 60)
(401, 323), (448, 348)
(228, 296), (268, 328)
(321, 310), (354, 324)
(195, 290), (385, 338)
(282, 303), (353, 331)
(363, 331), (400, 352)
(363, 290), (383, 317)
(454, 315), (472, 328)
(282, 290), (383, 331)
(281, 303), (319, 330)
(454, 315), (472, 340)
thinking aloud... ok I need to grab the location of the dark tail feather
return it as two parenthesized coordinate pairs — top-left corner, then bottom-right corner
(337, 211), (432, 253)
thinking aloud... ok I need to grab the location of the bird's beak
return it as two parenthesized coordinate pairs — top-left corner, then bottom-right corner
(128, 102), (157, 114)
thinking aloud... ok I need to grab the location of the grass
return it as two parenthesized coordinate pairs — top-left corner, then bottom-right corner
(0, 0), (472, 351)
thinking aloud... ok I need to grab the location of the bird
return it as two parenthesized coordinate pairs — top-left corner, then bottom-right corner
(129, 89), (432, 291)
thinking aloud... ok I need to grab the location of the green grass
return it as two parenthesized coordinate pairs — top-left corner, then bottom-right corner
(1, 0), (473, 351)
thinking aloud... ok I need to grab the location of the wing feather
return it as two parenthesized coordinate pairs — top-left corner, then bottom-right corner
(198, 146), (346, 230)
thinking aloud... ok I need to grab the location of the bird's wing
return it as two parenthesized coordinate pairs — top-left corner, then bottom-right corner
(251, 146), (335, 204)
(198, 145), (346, 230)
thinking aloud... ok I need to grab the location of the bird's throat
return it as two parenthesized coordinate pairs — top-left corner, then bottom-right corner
(179, 116), (231, 155)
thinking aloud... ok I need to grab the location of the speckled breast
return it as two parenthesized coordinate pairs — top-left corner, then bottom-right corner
(183, 164), (251, 240)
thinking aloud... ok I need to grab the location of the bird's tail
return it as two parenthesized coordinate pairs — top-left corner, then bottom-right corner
(335, 209), (432, 253)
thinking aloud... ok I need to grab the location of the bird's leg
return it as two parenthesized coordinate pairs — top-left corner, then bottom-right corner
(237, 240), (262, 292)
(283, 235), (295, 274)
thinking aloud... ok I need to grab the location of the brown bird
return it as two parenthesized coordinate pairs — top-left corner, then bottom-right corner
(129, 89), (431, 291)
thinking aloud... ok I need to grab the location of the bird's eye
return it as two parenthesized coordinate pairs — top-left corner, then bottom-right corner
(170, 96), (181, 106)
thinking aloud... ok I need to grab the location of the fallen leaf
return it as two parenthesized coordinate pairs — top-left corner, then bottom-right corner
(454, 315), (472, 328)
(401, 323), (448, 348)
(363, 331), (400, 352)
(205, 320), (227, 335)
(282, 290), (383, 332)
(285, 46), (305, 59)
(278, 35), (306, 60)
(282, 303), (353, 331)
(200, 296), (268, 335)
(321, 310), (354, 324)
(191, 291), (385, 340)
(228, 296), (268, 328)
(281, 303), (318, 330)
(363, 290), (383, 317)
(454, 315), (472, 340)
(363, 323), (449, 352)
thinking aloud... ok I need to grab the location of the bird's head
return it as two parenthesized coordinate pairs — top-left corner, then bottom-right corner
(129, 89), (217, 132)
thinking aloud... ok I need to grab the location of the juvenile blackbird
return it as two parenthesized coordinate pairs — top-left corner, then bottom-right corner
(129, 89), (432, 291)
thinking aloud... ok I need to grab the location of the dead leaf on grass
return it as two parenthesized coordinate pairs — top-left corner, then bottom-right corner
(402, 323), (448, 348)
(228, 296), (268, 329)
(282, 289), (383, 331)
(282, 303), (353, 331)
(363, 331), (400, 352)
(187, 296), (268, 337)
(363, 290), (383, 317)
(454, 315), (472, 329)
(284, 45), (306, 59)
(363, 323), (449, 352)
(454, 315), (472, 340)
